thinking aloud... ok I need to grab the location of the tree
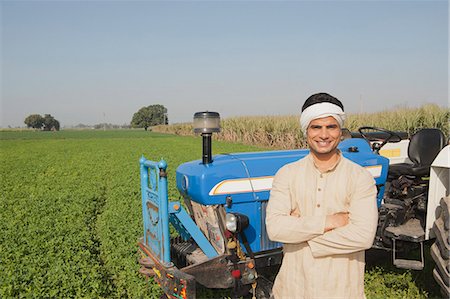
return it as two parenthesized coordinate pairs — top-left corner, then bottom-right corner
(131, 104), (168, 130)
(24, 114), (44, 129)
(42, 114), (60, 131)
(24, 114), (60, 131)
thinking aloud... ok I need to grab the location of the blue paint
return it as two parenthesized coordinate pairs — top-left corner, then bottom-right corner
(140, 157), (171, 265)
(175, 138), (389, 253)
(140, 138), (389, 262)
(177, 138), (388, 206)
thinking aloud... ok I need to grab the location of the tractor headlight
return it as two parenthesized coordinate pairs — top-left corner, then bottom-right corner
(226, 213), (237, 232)
(226, 213), (249, 233)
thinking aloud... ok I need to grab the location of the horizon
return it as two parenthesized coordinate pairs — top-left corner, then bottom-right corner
(2, 102), (444, 130)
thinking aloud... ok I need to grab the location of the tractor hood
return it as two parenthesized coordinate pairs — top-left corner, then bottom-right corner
(176, 138), (389, 206)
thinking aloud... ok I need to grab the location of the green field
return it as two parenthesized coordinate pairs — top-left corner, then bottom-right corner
(0, 130), (441, 298)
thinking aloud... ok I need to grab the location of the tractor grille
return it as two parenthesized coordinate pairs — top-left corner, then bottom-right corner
(260, 200), (281, 251)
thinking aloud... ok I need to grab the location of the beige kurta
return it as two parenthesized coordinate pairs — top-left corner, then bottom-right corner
(266, 153), (378, 299)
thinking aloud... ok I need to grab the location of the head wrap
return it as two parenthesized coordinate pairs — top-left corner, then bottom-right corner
(300, 93), (346, 133)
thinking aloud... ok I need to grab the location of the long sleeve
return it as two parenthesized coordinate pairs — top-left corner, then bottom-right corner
(307, 168), (378, 257)
(269, 157), (374, 299)
(266, 164), (326, 244)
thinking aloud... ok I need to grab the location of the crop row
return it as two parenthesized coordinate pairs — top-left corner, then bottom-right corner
(1, 138), (115, 297)
(0, 131), (262, 298)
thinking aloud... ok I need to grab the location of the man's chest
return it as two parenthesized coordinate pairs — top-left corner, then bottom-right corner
(290, 172), (351, 215)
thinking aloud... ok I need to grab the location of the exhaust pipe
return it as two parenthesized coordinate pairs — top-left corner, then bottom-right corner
(193, 111), (221, 164)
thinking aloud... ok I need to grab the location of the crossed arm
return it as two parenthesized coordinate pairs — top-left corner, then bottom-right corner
(265, 165), (378, 257)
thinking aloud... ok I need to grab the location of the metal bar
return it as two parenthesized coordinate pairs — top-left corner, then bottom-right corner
(169, 202), (218, 258)
(142, 159), (161, 169)
(140, 157), (171, 266)
(202, 133), (212, 164)
(420, 241), (424, 266)
(157, 160), (171, 265)
(392, 238), (396, 262)
(140, 156), (150, 252)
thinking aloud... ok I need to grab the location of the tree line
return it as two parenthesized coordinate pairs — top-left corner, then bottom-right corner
(24, 104), (168, 131)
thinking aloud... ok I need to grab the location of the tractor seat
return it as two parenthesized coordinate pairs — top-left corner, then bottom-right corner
(388, 128), (446, 178)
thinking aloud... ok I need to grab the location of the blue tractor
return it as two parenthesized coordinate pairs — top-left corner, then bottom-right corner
(138, 112), (449, 298)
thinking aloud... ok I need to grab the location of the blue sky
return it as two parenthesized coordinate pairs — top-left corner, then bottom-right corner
(1, 0), (448, 127)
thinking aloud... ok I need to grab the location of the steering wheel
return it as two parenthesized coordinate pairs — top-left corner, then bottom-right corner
(358, 126), (402, 153)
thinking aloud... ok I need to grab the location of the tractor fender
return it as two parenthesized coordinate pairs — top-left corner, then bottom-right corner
(427, 145), (450, 297)
(426, 145), (450, 240)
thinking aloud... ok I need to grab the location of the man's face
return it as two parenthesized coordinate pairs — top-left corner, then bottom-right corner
(306, 116), (342, 157)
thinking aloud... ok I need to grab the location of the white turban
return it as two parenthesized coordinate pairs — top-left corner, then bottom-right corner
(300, 102), (346, 133)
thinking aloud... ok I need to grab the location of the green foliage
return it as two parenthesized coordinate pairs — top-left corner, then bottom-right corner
(0, 130), (260, 298)
(364, 246), (441, 299)
(24, 113), (60, 131)
(365, 267), (425, 298)
(131, 104), (168, 131)
(24, 114), (44, 129)
(42, 114), (60, 131)
(0, 130), (442, 298)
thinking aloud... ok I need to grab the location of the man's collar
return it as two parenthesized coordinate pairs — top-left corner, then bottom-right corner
(308, 150), (342, 173)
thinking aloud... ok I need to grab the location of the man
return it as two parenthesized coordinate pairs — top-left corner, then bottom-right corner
(266, 93), (378, 299)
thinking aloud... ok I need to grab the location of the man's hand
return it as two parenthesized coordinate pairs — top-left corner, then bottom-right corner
(325, 212), (349, 232)
(290, 208), (300, 217)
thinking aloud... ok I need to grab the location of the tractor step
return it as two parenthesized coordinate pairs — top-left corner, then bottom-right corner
(394, 259), (424, 270)
(392, 238), (424, 270)
(385, 218), (426, 270)
(385, 218), (425, 242)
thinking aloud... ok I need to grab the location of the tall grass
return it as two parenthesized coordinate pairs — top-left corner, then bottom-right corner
(153, 104), (449, 149)
(153, 116), (305, 149)
(345, 104), (449, 134)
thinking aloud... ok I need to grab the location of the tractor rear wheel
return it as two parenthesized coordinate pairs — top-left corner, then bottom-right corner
(431, 196), (450, 298)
